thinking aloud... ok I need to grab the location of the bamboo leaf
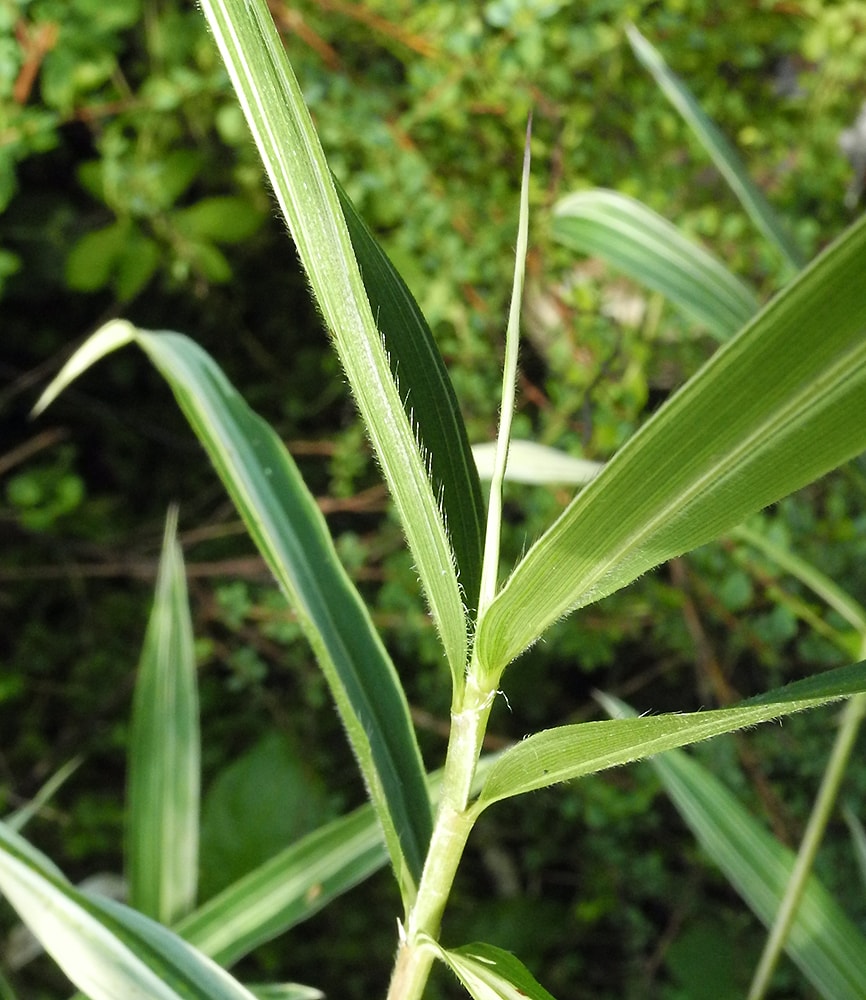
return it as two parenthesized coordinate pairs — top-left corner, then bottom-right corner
(732, 522), (866, 636)
(0, 821), (257, 1000)
(475, 662), (866, 810)
(432, 940), (557, 1000)
(475, 211), (866, 677)
(176, 801), (386, 967)
(127, 506), (199, 925)
(336, 178), (485, 613)
(175, 755), (499, 968)
(35, 322), (432, 900)
(197, 0), (468, 680)
(626, 24), (806, 272)
(552, 188), (760, 339)
(603, 704), (866, 999)
(6, 756), (82, 833)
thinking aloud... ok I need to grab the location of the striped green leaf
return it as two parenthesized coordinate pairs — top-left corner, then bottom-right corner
(622, 717), (866, 999)
(34, 322), (432, 900)
(432, 940), (557, 1000)
(127, 506), (199, 925)
(552, 188), (759, 340)
(0, 820), (256, 1000)
(475, 661), (866, 810)
(475, 209), (866, 678)
(176, 801), (386, 967)
(173, 755), (499, 969)
(198, 0), (469, 681)
(626, 24), (806, 272)
(336, 177), (485, 613)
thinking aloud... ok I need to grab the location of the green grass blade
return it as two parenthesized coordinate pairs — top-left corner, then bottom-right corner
(198, 0), (468, 680)
(6, 756), (82, 833)
(475, 662), (866, 810)
(552, 188), (760, 340)
(732, 523), (866, 636)
(34, 322), (432, 900)
(430, 940), (557, 1000)
(475, 211), (866, 677)
(619, 720), (866, 999)
(626, 25), (806, 272)
(174, 757), (499, 969)
(176, 802), (386, 967)
(127, 506), (199, 925)
(843, 805), (866, 891)
(335, 178), (485, 614)
(0, 821), (257, 1000)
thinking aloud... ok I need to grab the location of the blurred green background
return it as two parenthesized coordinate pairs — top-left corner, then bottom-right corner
(2, 1), (866, 996)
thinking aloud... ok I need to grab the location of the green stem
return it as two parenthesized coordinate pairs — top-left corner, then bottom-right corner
(747, 689), (866, 1000)
(386, 678), (494, 1000)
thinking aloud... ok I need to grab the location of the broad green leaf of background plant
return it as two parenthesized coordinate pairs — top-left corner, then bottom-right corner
(197, 0), (470, 680)
(127, 505), (199, 926)
(428, 940), (557, 1000)
(475, 211), (866, 678)
(597, 696), (866, 1000)
(474, 662), (866, 810)
(552, 189), (760, 340)
(626, 24), (806, 273)
(0, 821), (257, 1000)
(34, 321), (432, 901)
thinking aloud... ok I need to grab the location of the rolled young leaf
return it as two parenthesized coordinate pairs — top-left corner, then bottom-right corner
(0, 821), (258, 1000)
(197, 0), (469, 681)
(626, 24), (806, 272)
(34, 322), (432, 900)
(127, 506), (200, 926)
(475, 210), (866, 678)
(475, 661), (866, 810)
(553, 188), (759, 340)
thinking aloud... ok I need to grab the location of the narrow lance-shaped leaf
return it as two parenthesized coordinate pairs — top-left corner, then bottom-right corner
(0, 821), (258, 1000)
(598, 697), (866, 1000)
(198, 0), (469, 680)
(626, 24), (806, 272)
(475, 209), (866, 677)
(34, 322), (432, 900)
(176, 801), (386, 967)
(174, 756), (498, 969)
(127, 505), (200, 925)
(552, 188), (759, 340)
(335, 177), (485, 613)
(474, 661), (866, 810)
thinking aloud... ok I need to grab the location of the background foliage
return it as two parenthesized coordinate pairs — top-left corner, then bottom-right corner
(3, 1), (866, 997)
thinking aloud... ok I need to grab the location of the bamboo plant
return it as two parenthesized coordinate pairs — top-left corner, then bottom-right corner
(3, 6), (866, 999)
